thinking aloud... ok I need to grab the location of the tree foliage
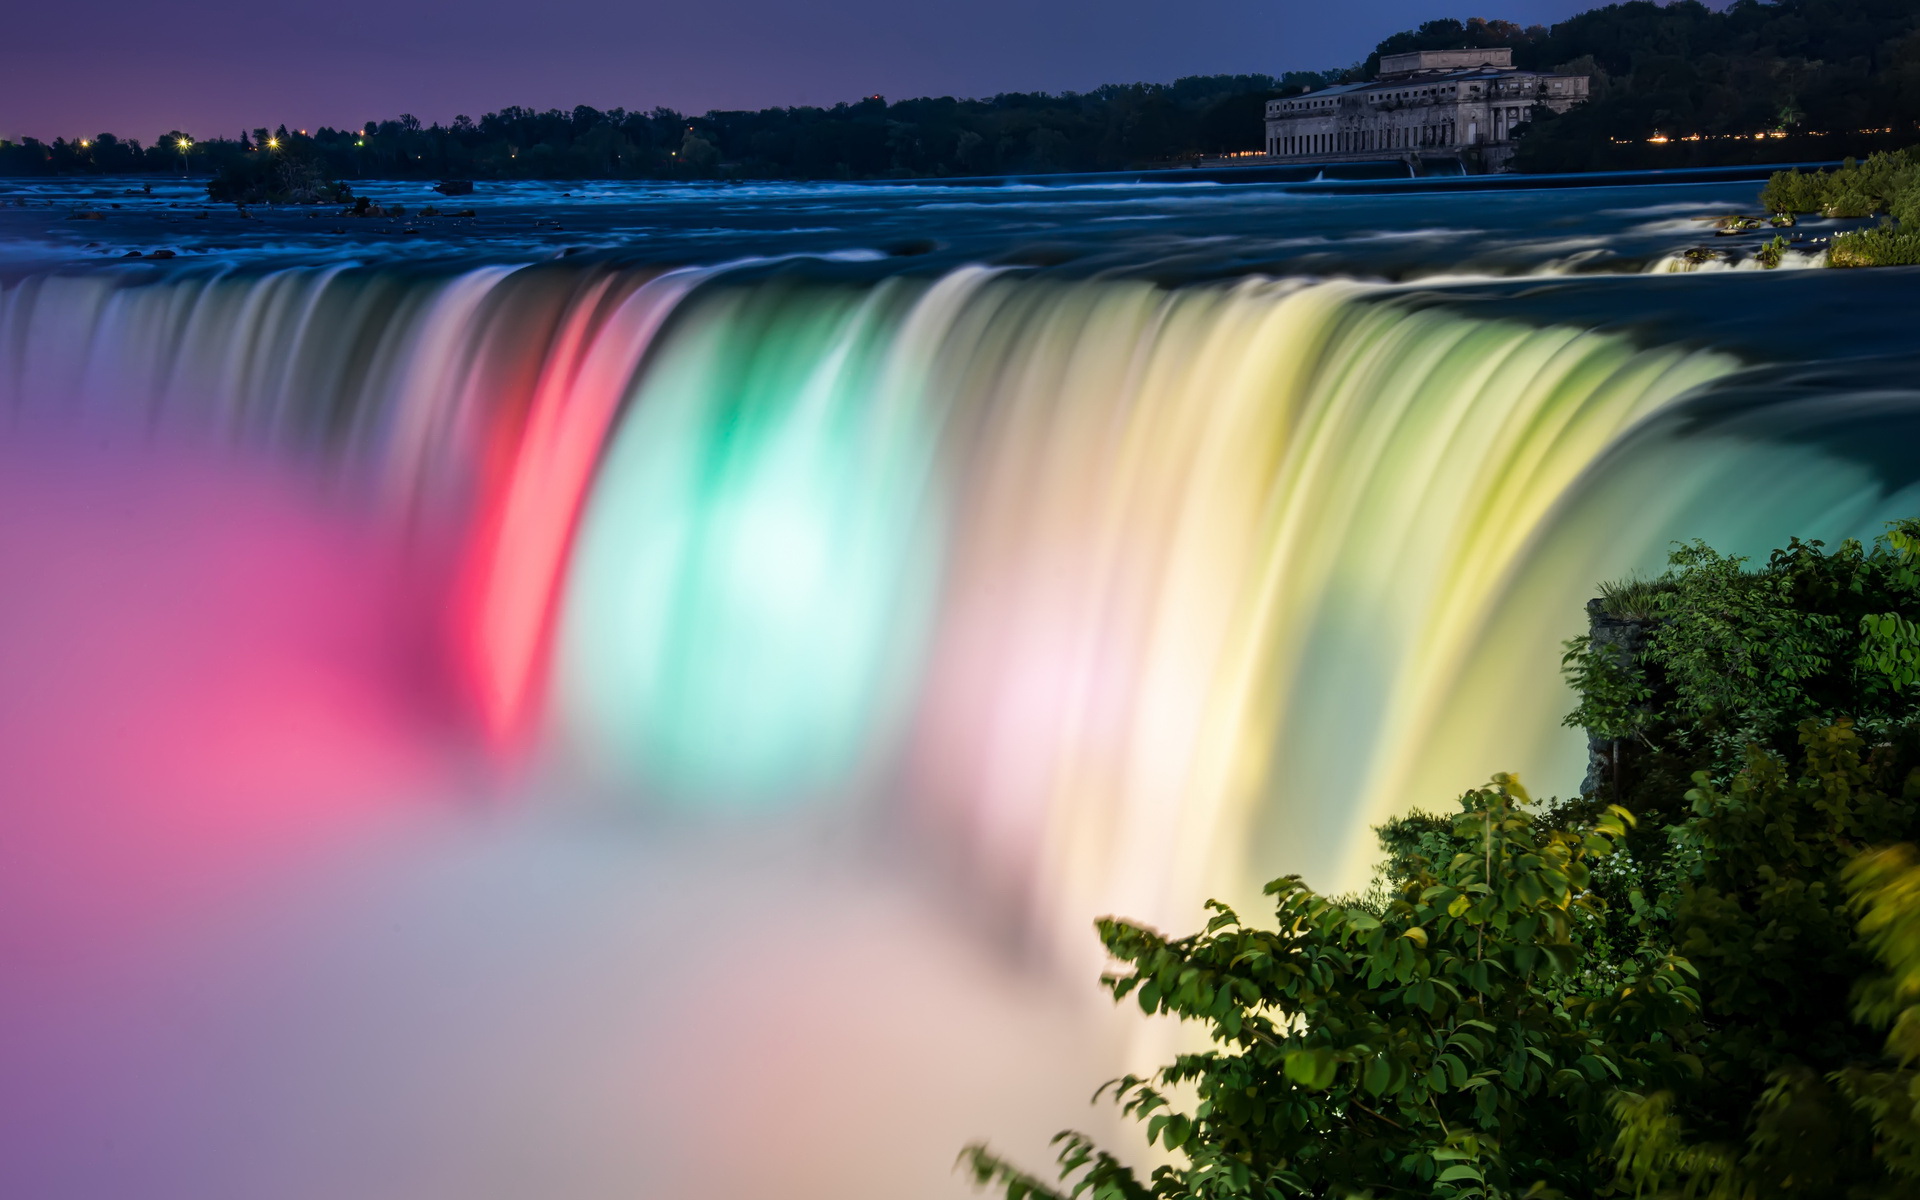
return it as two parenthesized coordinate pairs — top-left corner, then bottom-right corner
(966, 779), (1695, 1200)
(1760, 149), (1920, 221)
(1562, 524), (1920, 825)
(204, 126), (353, 205)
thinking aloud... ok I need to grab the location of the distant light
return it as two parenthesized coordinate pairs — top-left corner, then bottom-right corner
(176, 138), (191, 149)
(266, 137), (279, 149)
(355, 139), (364, 146)
(79, 139), (89, 148)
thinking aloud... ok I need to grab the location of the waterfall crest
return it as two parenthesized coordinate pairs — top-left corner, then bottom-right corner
(13, 261), (1916, 956)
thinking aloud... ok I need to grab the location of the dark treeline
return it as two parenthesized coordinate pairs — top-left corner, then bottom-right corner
(9, 0), (1920, 183)
(1344, 4), (1920, 170)
(1490, 0), (1920, 170)
(0, 73), (1337, 185)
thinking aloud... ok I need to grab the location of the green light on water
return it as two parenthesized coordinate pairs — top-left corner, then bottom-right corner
(553, 285), (937, 803)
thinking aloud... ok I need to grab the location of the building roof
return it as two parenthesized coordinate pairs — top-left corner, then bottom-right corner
(1378, 47), (1513, 76)
(1273, 65), (1574, 111)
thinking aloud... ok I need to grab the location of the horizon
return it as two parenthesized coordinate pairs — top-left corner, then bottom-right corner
(2, 0), (1598, 143)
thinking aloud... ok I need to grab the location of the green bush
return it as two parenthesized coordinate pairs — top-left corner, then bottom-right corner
(1760, 150), (1920, 221)
(1891, 180), (1920, 227)
(1612, 719), (1920, 1197)
(1830, 225), (1920, 267)
(1759, 167), (1833, 214)
(1823, 186), (1880, 218)
(964, 779), (1684, 1200)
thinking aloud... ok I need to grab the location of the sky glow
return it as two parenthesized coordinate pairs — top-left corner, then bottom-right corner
(2, 0), (1600, 141)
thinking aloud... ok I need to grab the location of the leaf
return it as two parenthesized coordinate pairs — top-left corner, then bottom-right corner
(1363, 1054), (1392, 1096)
(1283, 1048), (1339, 1091)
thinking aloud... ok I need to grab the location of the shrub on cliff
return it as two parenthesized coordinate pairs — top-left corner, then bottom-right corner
(1564, 524), (1920, 820)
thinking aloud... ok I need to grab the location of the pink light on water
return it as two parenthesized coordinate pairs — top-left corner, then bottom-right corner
(451, 269), (705, 749)
(0, 435), (465, 991)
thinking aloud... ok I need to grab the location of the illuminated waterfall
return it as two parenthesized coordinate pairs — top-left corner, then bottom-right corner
(8, 261), (1919, 963)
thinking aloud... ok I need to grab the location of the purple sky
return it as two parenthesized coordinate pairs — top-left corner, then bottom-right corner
(7, 0), (1597, 142)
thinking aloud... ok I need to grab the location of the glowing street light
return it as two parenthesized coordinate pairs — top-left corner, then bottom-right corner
(266, 137), (279, 149)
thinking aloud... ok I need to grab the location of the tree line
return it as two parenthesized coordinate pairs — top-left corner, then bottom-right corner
(7, 0), (1920, 183)
(1499, 0), (1920, 170)
(0, 73), (1335, 185)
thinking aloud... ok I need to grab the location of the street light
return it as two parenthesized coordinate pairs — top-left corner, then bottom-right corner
(176, 136), (192, 175)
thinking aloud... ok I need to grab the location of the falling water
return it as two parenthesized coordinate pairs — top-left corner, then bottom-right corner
(13, 255), (1920, 1197)
(11, 260), (1920, 958)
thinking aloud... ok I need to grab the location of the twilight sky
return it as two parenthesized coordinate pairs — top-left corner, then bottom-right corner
(6, 0), (1598, 142)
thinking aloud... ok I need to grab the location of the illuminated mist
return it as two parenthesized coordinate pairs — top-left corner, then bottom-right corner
(3, 261), (1917, 1198)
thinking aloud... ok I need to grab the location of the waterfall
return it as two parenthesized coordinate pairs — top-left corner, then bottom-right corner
(7, 260), (1919, 962)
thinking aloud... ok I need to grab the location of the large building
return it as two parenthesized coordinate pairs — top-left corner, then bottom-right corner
(1263, 48), (1589, 172)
